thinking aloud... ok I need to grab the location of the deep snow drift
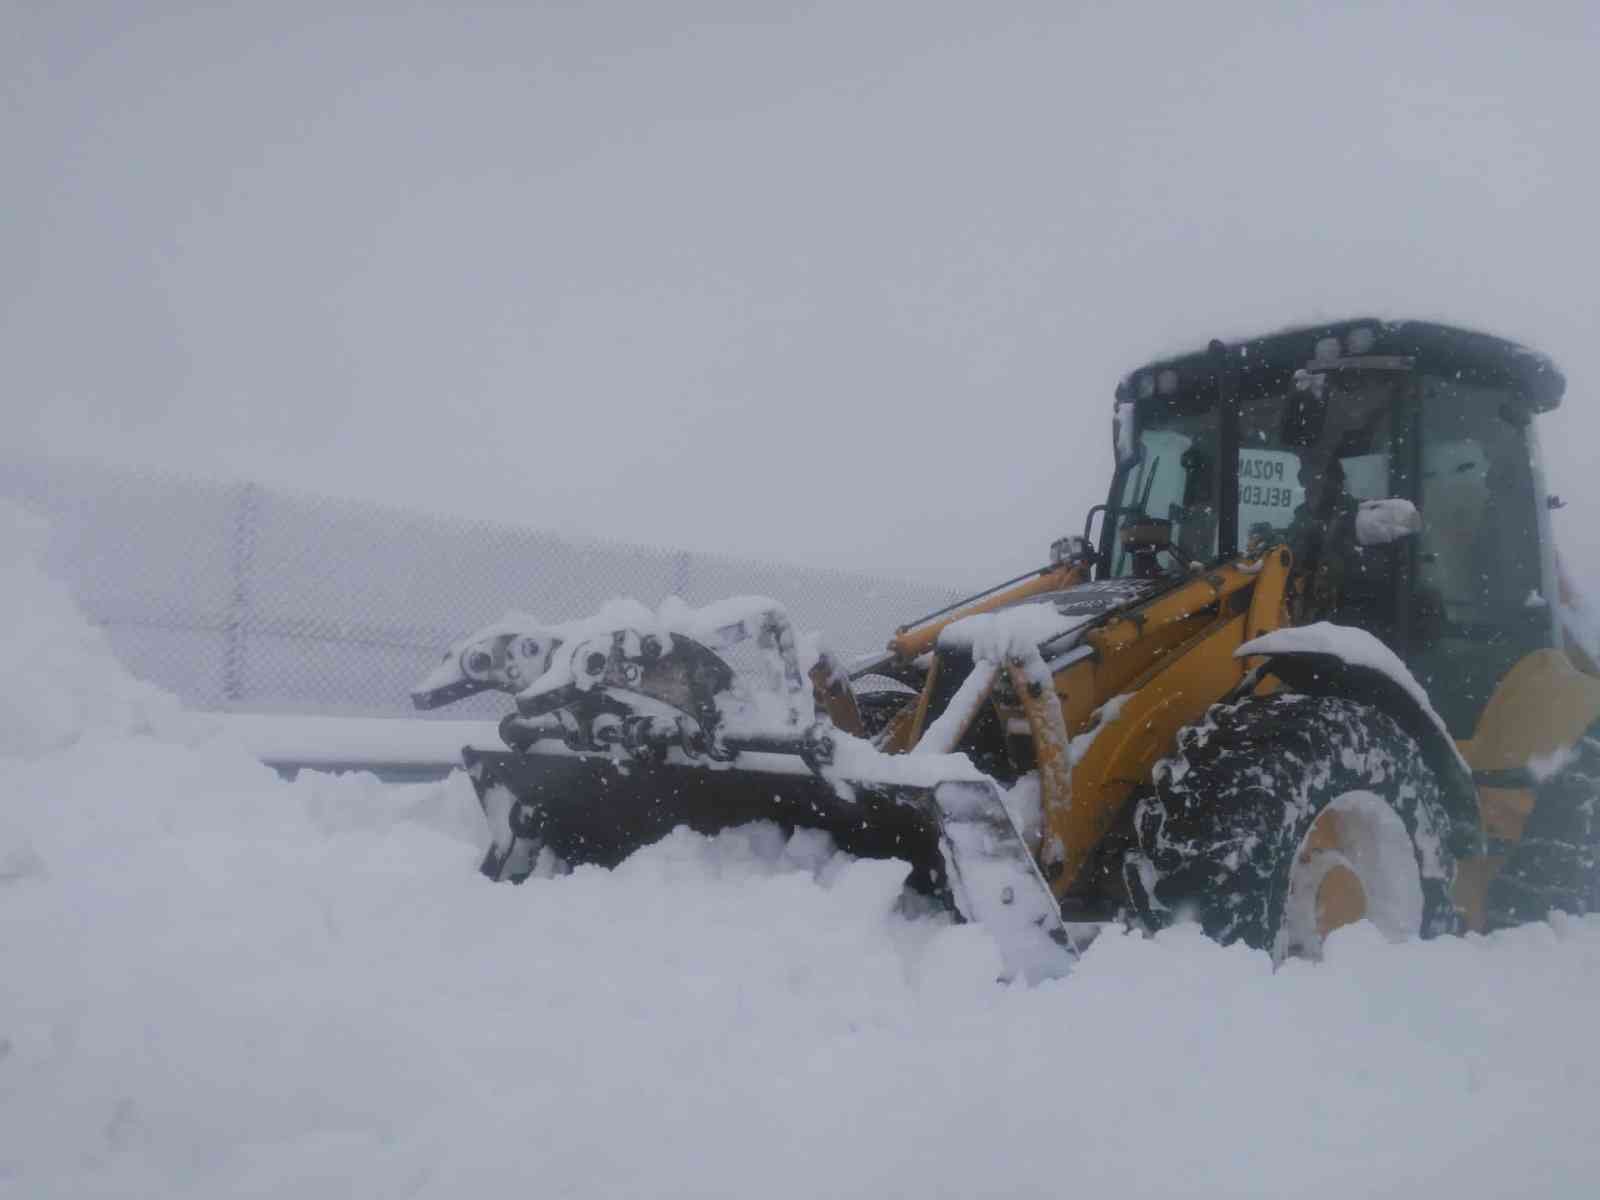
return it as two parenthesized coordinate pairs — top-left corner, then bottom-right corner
(3, 504), (1599, 1199)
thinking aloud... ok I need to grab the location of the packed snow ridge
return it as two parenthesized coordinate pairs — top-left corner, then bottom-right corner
(3, 501), (1599, 1198)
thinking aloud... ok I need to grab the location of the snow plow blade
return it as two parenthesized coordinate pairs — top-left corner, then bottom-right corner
(464, 747), (1072, 982)
(464, 747), (945, 888)
(417, 597), (1072, 981)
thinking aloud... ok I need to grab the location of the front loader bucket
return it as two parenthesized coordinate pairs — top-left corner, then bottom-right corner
(462, 746), (1074, 982)
(463, 746), (949, 895)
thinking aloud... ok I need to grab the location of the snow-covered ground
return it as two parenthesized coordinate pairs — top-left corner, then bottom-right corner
(4, 503), (1600, 1198)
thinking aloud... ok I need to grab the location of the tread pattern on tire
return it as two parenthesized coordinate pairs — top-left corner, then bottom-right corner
(1123, 692), (1459, 951)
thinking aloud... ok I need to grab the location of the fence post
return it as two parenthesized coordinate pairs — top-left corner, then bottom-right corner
(223, 482), (261, 705)
(669, 550), (692, 601)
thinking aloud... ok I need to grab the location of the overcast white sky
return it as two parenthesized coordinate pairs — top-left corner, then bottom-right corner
(5, 1), (1598, 586)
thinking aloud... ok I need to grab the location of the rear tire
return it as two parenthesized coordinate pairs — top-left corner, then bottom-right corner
(1123, 693), (1459, 958)
(1487, 731), (1600, 927)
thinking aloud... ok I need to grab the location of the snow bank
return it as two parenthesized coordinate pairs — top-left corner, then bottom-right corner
(6, 799), (1598, 1199)
(0, 503), (188, 759)
(4, 508), (1600, 1198)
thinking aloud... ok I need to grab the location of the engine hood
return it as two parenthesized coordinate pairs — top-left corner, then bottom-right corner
(1026, 577), (1169, 620)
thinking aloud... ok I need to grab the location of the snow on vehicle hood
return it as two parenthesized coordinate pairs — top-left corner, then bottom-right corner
(937, 577), (1165, 659)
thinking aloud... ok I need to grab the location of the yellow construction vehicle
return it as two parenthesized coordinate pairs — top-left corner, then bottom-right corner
(415, 319), (1600, 979)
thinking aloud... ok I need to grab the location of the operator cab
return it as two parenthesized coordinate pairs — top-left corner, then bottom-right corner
(1098, 319), (1565, 736)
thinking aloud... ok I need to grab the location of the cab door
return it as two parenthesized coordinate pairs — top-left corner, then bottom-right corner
(1403, 376), (1552, 737)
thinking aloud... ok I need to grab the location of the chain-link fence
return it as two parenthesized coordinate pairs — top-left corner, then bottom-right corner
(2, 455), (967, 719)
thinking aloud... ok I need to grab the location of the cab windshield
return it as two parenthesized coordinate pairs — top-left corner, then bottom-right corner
(1108, 368), (1544, 640)
(1110, 369), (1402, 578)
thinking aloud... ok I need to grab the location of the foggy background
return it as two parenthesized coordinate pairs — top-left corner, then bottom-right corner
(6, 1), (1597, 589)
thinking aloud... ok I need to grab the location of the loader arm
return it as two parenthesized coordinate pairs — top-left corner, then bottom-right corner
(886, 561), (1087, 663)
(893, 550), (1292, 901)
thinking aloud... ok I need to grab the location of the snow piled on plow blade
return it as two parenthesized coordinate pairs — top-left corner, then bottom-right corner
(4, 503), (1600, 1198)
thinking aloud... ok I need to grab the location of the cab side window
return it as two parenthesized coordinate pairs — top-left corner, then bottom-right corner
(1406, 378), (1546, 735)
(1415, 379), (1541, 622)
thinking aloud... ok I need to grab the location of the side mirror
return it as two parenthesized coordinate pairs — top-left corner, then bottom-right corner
(1282, 370), (1328, 447)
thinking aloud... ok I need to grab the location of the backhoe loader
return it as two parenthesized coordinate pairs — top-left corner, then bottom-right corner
(414, 319), (1600, 980)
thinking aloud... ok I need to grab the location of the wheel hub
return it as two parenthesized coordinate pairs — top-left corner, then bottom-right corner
(1313, 862), (1367, 937)
(1282, 791), (1424, 959)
